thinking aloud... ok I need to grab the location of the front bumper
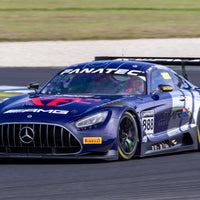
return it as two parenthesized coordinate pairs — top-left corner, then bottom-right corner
(0, 121), (118, 161)
(0, 149), (118, 161)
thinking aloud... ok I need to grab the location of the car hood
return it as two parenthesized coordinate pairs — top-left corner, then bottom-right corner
(0, 94), (127, 123)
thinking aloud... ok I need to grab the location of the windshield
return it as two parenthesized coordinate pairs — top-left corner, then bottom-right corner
(40, 73), (146, 96)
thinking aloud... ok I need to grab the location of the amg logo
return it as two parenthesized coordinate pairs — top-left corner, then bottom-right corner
(4, 109), (69, 115)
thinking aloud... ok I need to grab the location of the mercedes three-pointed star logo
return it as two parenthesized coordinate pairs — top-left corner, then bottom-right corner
(19, 127), (35, 144)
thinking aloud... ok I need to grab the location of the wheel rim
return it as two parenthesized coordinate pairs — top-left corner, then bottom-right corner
(118, 114), (137, 155)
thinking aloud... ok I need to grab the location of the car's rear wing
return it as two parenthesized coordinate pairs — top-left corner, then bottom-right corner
(95, 56), (200, 80)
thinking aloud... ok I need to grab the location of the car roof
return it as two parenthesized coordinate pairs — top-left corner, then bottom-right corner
(66, 60), (158, 72)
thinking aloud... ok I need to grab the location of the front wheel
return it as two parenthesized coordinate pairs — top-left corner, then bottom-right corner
(118, 112), (139, 160)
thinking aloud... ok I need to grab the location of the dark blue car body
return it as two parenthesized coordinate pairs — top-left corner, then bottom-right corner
(0, 59), (199, 160)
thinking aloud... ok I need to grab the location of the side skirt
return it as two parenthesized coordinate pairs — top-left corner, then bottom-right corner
(139, 126), (198, 157)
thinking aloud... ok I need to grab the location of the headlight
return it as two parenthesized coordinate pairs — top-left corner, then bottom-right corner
(75, 111), (108, 130)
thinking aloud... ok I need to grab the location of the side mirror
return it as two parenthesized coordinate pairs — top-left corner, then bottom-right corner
(152, 84), (173, 100)
(158, 84), (173, 92)
(27, 82), (39, 93)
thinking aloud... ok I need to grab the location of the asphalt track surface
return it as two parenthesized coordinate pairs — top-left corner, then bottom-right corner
(0, 67), (200, 200)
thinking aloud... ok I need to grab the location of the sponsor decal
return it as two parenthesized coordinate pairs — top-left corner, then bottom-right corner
(20, 97), (101, 106)
(4, 109), (69, 115)
(158, 108), (184, 126)
(83, 137), (102, 144)
(141, 110), (154, 138)
(142, 135), (148, 143)
(181, 108), (186, 118)
(61, 68), (144, 76)
(161, 72), (171, 80)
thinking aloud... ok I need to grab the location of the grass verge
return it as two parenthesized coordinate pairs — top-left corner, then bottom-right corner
(0, 0), (200, 40)
(0, 92), (22, 99)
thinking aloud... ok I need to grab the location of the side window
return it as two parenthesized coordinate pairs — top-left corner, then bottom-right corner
(151, 70), (175, 92)
(171, 74), (183, 88)
(171, 73), (191, 89)
(182, 80), (191, 89)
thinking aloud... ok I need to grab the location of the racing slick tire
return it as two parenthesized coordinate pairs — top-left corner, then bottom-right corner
(196, 111), (200, 150)
(197, 125), (200, 150)
(118, 112), (139, 160)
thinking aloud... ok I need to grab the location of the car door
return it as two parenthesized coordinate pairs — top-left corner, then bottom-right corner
(169, 72), (194, 131)
(150, 69), (185, 137)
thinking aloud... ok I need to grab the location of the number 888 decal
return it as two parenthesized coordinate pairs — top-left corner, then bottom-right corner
(141, 110), (154, 138)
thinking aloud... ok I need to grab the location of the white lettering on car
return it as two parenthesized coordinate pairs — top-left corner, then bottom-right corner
(60, 68), (145, 76)
(141, 110), (154, 138)
(4, 109), (69, 115)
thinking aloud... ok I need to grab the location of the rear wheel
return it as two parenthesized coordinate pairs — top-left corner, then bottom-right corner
(118, 112), (139, 160)
(197, 126), (200, 150)
(196, 111), (200, 150)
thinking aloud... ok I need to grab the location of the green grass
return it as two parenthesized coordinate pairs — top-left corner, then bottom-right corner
(0, 92), (22, 99)
(0, 0), (200, 40)
(1, 0), (200, 9)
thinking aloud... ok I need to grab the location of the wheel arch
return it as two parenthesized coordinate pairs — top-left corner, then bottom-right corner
(122, 108), (142, 156)
(195, 107), (200, 149)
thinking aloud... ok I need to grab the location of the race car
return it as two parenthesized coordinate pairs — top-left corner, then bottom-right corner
(0, 57), (200, 161)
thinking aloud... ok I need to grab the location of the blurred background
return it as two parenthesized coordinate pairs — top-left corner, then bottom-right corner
(0, 0), (200, 41)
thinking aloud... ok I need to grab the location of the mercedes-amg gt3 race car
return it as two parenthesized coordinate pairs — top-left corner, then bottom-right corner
(0, 57), (200, 161)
